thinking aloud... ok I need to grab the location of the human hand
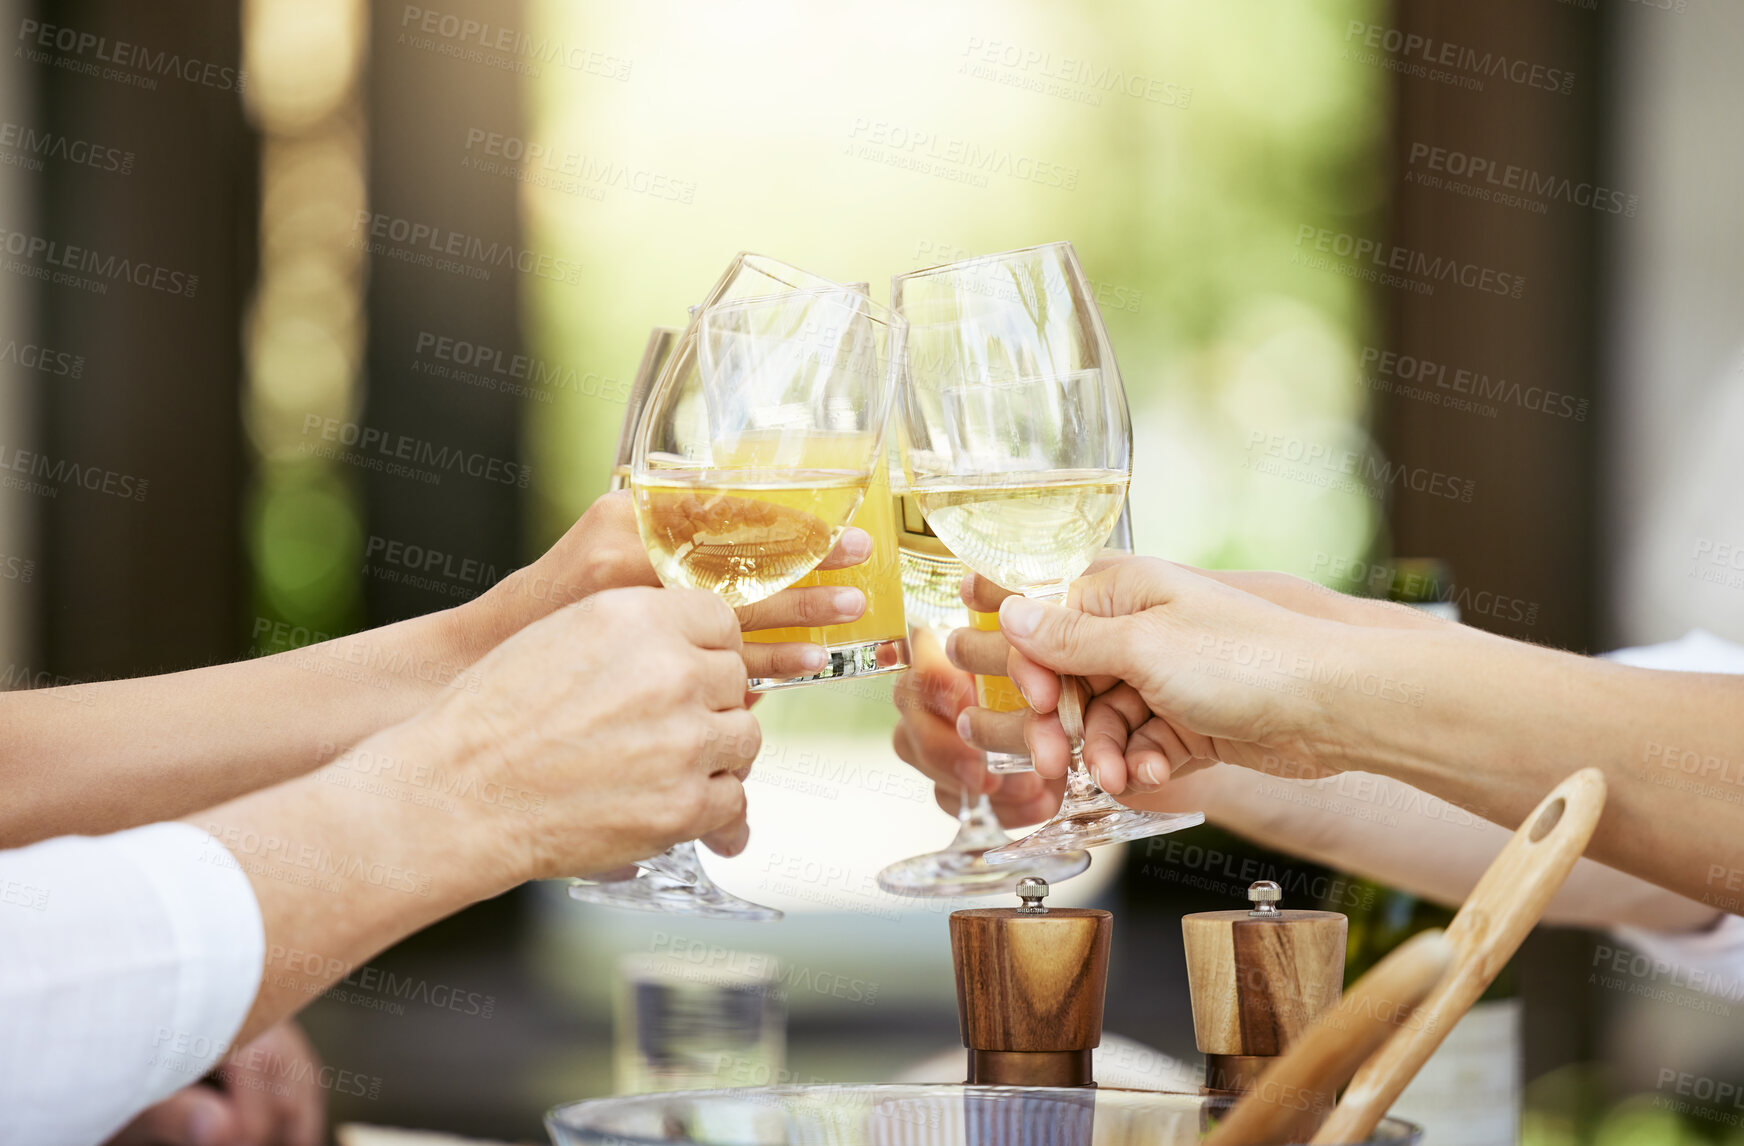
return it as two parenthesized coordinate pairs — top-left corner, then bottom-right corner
(105, 1022), (324, 1146)
(470, 489), (873, 682)
(890, 626), (1065, 829)
(996, 558), (1372, 794)
(419, 585), (762, 881)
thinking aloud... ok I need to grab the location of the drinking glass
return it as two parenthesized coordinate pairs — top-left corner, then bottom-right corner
(740, 451), (908, 689)
(892, 242), (1201, 862)
(972, 501), (1133, 776)
(571, 323), (734, 914)
(573, 255), (878, 922)
(874, 491), (1089, 897)
(627, 279), (903, 917)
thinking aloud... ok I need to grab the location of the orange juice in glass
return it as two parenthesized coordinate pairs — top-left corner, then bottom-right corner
(970, 608), (1032, 773)
(743, 452), (909, 688)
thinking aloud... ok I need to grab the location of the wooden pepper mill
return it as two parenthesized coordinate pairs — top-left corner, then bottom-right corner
(949, 876), (1113, 1087)
(1182, 880), (1347, 1094)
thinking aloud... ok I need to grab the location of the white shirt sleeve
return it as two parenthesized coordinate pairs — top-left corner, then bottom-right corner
(0, 822), (265, 1146)
(1600, 629), (1744, 1000)
(1612, 915), (1744, 1003)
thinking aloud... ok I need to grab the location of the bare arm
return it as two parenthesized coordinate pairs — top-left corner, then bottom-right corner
(998, 558), (1744, 909)
(1152, 765), (1719, 932)
(3, 491), (868, 847)
(196, 586), (761, 1044)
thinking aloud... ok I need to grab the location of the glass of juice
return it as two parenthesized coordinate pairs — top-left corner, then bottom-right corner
(743, 451), (909, 688)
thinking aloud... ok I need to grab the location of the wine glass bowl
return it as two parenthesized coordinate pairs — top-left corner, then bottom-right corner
(632, 286), (900, 609)
(892, 242), (1203, 862)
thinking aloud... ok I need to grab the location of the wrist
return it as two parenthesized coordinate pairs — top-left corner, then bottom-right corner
(359, 711), (529, 903)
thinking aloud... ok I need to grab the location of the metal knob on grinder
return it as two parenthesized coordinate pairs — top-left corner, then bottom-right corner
(1182, 880), (1347, 1094)
(949, 878), (1113, 1087)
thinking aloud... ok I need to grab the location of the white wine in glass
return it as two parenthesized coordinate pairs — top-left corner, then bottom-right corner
(626, 281), (903, 919)
(893, 241), (1202, 862)
(911, 469), (1129, 600)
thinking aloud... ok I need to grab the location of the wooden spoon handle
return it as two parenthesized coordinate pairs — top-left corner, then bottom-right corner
(1312, 767), (1609, 1145)
(1203, 931), (1453, 1146)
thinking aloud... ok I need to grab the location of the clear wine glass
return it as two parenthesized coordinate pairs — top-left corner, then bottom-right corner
(622, 278), (902, 918)
(570, 255), (865, 922)
(891, 241), (1202, 863)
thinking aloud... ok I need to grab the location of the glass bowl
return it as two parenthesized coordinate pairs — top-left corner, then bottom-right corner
(547, 1083), (1422, 1146)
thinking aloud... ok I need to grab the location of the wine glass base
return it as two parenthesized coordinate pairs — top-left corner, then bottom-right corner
(567, 874), (784, 921)
(983, 795), (1204, 864)
(748, 636), (909, 692)
(875, 846), (1089, 898)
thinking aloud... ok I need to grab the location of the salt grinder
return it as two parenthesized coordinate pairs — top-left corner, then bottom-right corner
(1182, 880), (1347, 1094)
(949, 877), (1113, 1087)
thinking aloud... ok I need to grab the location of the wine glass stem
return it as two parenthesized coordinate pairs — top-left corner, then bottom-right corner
(1022, 587), (1101, 796)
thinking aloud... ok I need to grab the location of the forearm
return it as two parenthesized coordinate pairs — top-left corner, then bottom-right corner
(1327, 623), (1744, 908)
(3, 601), (504, 846)
(1194, 766), (1719, 931)
(187, 714), (517, 1044)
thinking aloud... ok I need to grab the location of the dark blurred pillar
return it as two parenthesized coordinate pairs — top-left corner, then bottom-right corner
(1378, 0), (1609, 1086)
(361, 0), (526, 626)
(36, 0), (254, 676)
(1379, 0), (1603, 654)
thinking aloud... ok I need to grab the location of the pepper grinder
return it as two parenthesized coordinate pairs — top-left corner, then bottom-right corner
(1182, 880), (1347, 1094)
(949, 877), (1113, 1087)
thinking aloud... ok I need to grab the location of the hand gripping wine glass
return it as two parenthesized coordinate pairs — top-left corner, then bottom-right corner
(891, 241), (1203, 863)
(570, 255), (871, 920)
(625, 281), (903, 918)
(873, 529), (1090, 896)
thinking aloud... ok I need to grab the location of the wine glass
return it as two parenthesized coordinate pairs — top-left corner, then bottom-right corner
(891, 242), (1202, 863)
(568, 323), (711, 912)
(570, 255), (870, 921)
(624, 280), (903, 918)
